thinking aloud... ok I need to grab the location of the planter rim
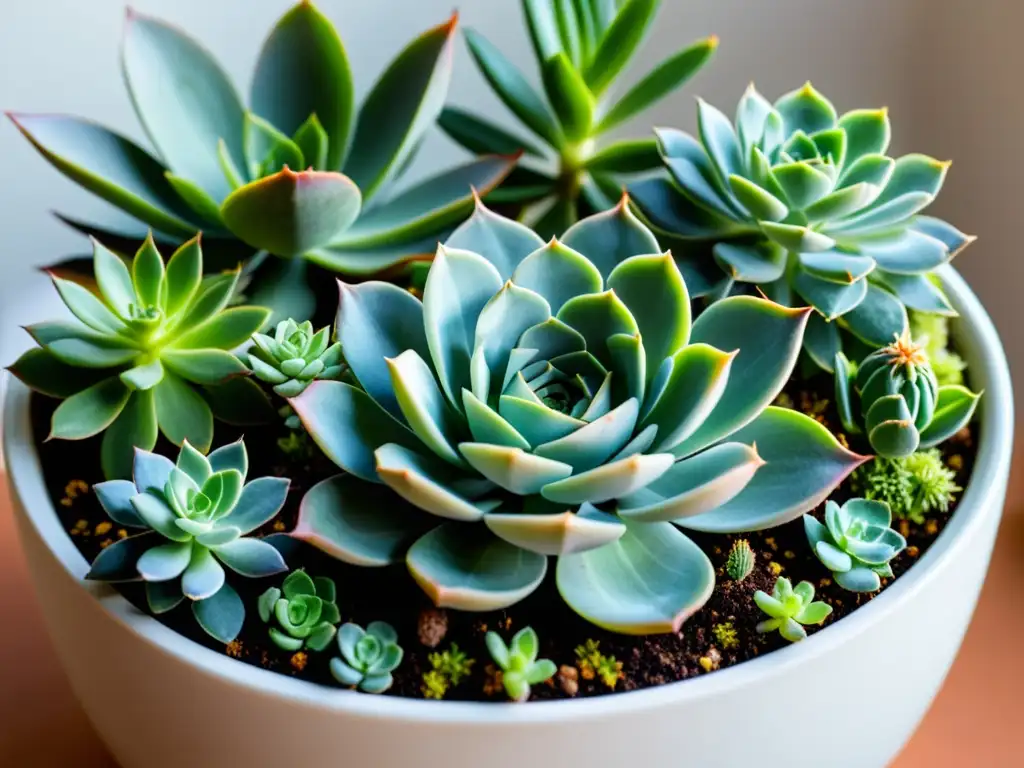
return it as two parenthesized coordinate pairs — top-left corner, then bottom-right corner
(3, 265), (1013, 724)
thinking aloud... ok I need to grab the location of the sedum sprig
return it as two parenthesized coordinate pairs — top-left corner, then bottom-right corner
(88, 439), (289, 643)
(754, 577), (832, 643)
(804, 499), (906, 592)
(8, 236), (270, 478)
(485, 627), (557, 702)
(442, 0), (717, 236)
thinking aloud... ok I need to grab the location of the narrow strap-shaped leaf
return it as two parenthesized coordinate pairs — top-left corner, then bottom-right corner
(122, 10), (246, 202)
(250, 1), (354, 170)
(585, 138), (661, 174)
(522, 0), (564, 65)
(242, 113), (304, 179)
(343, 15), (458, 200)
(541, 53), (593, 143)
(444, 198), (546, 279)
(584, 0), (657, 94)
(438, 107), (546, 157)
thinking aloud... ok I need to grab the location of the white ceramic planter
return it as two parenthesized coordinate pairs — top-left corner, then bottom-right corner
(4, 266), (1013, 768)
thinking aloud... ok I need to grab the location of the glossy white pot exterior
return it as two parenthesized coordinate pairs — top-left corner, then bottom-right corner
(5, 267), (1013, 768)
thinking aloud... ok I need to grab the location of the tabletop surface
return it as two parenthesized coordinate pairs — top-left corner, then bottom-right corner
(1, 472), (1021, 767)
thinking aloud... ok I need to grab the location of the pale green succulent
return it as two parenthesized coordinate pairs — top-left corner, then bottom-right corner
(89, 439), (289, 643)
(630, 83), (973, 368)
(9, 2), (515, 322)
(8, 236), (271, 479)
(485, 627), (557, 702)
(835, 331), (980, 458)
(248, 319), (345, 398)
(754, 577), (832, 643)
(287, 200), (865, 634)
(258, 570), (341, 652)
(442, 0), (717, 235)
(330, 622), (403, 694)
(805, 498), (906, 593)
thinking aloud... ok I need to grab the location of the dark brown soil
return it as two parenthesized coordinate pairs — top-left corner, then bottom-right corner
(28, 370), (976, 702)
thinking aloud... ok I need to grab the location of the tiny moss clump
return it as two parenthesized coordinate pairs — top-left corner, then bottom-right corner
(852, 450), (961, 524)
(713, 622), (739, 650)
(574, 639), (623, 690)
(422, 643), (476, 699)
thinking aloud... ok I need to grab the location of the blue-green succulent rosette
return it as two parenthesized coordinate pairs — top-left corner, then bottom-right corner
(88, 439), (289, 643)
(288, 199), (868, 634)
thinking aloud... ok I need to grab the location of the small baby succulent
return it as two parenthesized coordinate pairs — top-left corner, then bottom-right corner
(485, 627), (557, 703)
(725, 538), (755, 581)
(852, 449), (961, 524)
(258, 570), (341, 652)
(89, 439), (289, 642)
(754, 577), (832, 643)
(631, 82), (972, 367)
(330, 621), (403, 694)
(248, 319), (345, 398)
(8, 236), (271, 479)
(443, 0), (717, 233)
(289, 200), (865, 635)
(835, 331), (980, 458)
(805, 499), (907, 592)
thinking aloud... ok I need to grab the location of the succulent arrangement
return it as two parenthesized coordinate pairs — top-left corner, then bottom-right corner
(9, 236), (271, 478)
(288, 200), (865, 633)
(9, 2), (516, 321)
(89, 440), (289, 642)
(630, 83), (973, 368)
(6, 0), (987, 702)
(442, 0), (717, 234)
(258, 570), (341, 652)
(805, 499), (906, 592)
(754, 577), (833, 643)
(834, 331), (980, 458)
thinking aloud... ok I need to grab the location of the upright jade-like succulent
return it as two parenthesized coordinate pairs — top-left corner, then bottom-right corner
(441, 0), (716, 235)
(9, 3), (516, 321)
(88, 440), (289, 643)
(485, 627), (557, 702)
(330, 622), (404, 694)
(258, 570), (341, 651)
(630, 83), (973, 367)
(835, 331), (981, 458)
(248, 319), (345, 397)
(287, 200), (865, 634)
(8, 236), (270, 478)
(754, 577), (832, 643)
(805, 499), (906, 592)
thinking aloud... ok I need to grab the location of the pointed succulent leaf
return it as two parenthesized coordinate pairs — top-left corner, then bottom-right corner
(674, 297), (810, 457)
(292, 474), (433, 566)
(242, 113), (305, 178)
(541, 452), (674, 505)
(7, 114), (196, 237)
(463, 27), (561, 146)
(584, 138), (661, 174)
(713, 242), (787, 284)
(445, 200), (546, 280)
(164, 174), (224, 227)
(841, 283), (908, 347)
(153, 371), (214, 451)
(100, 389), (159, 480)
(824, 192), (933, 235)
(628, 177), (751, 239)
(335, 280), (429, 418)
(804, 313), (842, 372)
(459, 442), (572, 495)
(132, 235), (165, 309)
(791, 270), (867, 321)
(192, 583), (245, 643)
(343, 15), (458, 200)
(161, 349), (247, 386)
(583, 0), (657, 93)
(387, 350), (467, 466)
(85, 531), (160, 581)
(94, 479), (146, 527)
(27, 321), (136, 369)
(221, 477), (290, 534)
(51, 277), (126, 335)
(760, 221), (836, 252)
(251, 1), (353, 170)
(292, 113), (330, 171)
(163, 236), (204, 317)
(679, 407), (869, 532)
(473, 282), (551, 403)
(597, 36), (717, 134)
(485, 504), (627, 556)
(375, 443), (492, 522)
(406, 524), (547, 611)
(50, 377), (131, 441)
(122, 10), (245, 201)
(919, 386), (981, 448)
(773, 82), (837, 136)
(438, 107), (546, 157)
(511, 240), (602, 314)
(6, 348), (107, 399)
(212, 538), (287, 578)
(533, 398), (640, 472)
(772, 162), (834, 209)
(798, 251), (875, 284)
(560, 197), (661, 278)
(557, 521), (714, 634)
(873, 154), (950, 207)
(220, 168), (362, 257)
(540, 52), (593, 143)
(839, 108), (891, 165)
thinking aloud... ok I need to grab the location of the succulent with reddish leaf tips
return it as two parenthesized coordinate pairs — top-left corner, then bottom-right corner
(804, 498), (906, 593)
(834, 331), (981, 459)
(88, 440), (289, 643)
(248, 319), (345, 398)
(7, 236), (272, 479)
(441, 0), (716, 236)
(8, 2), (516, 322)
(287, 200), (866, 635)
(630, 83), (973, 368)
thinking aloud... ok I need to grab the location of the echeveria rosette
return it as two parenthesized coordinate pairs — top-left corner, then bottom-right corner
(834, 331), (981, 459)
(248, 319), (345, 398)
(804, 499), (906, 593)
(7, 236), (272, 479)
(330, 622), (404, 694)
(486, 627), (557, 702)
(8, 3), (516, 322)
(287, 201), (867, 635)
(630, 83), (974, 368)
(754, 577), (832, 643)
(258, 570), (341, 652)
(87, 440), (289, 643)
(440, 0), (717, 236)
